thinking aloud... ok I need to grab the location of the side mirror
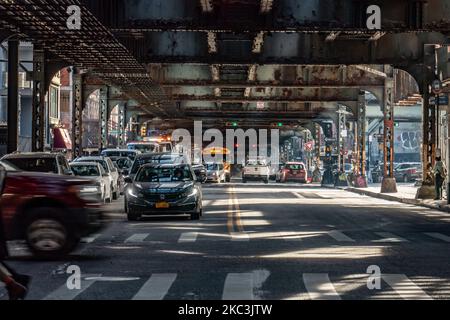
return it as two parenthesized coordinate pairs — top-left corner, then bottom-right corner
(122, 169), (129, 176)
(124, 177), (133, 184)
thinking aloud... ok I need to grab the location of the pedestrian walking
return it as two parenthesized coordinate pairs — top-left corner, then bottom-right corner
(433, 157), (447, 200)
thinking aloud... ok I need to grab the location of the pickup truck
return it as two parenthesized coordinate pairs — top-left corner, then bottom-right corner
(242, 159), (270, 184)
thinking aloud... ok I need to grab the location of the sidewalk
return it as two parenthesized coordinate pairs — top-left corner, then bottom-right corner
(335, 183), (450, 213)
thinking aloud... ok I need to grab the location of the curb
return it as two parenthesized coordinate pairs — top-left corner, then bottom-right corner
(324, 185), (450, 214)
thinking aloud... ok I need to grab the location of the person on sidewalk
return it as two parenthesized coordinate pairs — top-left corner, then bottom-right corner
(433, 157), (447, 200)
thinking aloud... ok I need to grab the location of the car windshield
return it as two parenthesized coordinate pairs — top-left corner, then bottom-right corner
(205, 164), (219, 171)
(115, 158), (132, 170)
(286, 164), (304, 170)
(78, 159), (108, 172)
(2, 157), (58, 174)
(128, 143), (158, 153)
(71, 165), (100, 177)
(131, 155), (178, 174)
(0, 161), (20, 172)
(102, 151), (136, 160)
(135, 166), (193, 182)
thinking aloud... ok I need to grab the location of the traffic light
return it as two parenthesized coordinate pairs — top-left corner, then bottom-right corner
(140, 125), (147, 137)
(325, 145), (332, 158)
(277, 122), (283, 127)
(394, 122), (400, 127)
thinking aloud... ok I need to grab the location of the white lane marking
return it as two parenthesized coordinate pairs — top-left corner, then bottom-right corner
(125, 233), (149, 243)
(132, 274), (177, 300)
(178, 232), (198, 243)
(303, 274), (341, 300)
(231, 232), (250, 242)
(43, 274), (101, 300)
(424, 232), (450, 243)
(327, 231), (355, 242)
(373, 232), (409, 243)
(383, 274), (432, 300)
(222, 273), (254, 300)
(81, 233), (101, 244)
(292, 192), (304, 199)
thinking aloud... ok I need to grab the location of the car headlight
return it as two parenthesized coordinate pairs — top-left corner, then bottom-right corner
(182, 188), (198, 198)
(128, 188), (144, 198)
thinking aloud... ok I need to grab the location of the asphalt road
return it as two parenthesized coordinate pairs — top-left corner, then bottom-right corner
(2, 182), (450, 300)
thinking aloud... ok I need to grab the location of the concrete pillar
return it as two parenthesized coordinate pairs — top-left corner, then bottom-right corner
(7, 40), (19, 154)
(381, 76), (398, 193)
(32, 48), (46, 152)
(72, 72), (84, 158)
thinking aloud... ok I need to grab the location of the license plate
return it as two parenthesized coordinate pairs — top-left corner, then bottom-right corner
(156, 202), (170, 209)
(292, 171), (298, 175)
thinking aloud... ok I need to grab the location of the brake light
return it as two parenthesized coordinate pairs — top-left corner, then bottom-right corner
(409, 169), (417, 174)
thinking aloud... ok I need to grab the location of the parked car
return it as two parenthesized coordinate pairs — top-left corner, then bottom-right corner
(70, 162), (112, 203)
(276, 162), (308, 183)
(124, 164), (203, 221)
(192, 164), (207, 183)
(100, 149), (141, 161)
(0, 162), (104, 259)
(205, 163), (226, 183)
(394, 162), (422, 183)
(73, 156), (120, 200)
(114, 157), (134, 173)
(242, 159), (270, 184)
(0, 152), (73, 176)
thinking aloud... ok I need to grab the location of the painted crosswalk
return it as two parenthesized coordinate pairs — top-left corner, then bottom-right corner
(372, 232), (409, 243)
(178, 232), (199, 243)
(125, 233), (150, 243)
(32, 271), (437, 300)
(424, 232), (450, 242)
(327, 231), (355, 242)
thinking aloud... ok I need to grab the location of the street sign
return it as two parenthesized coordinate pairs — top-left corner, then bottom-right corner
(341, 130), (348, 138)
(429, 95), (449, 105)
(257, 101), (265, 110)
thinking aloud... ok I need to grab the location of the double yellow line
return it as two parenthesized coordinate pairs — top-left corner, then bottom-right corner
(227, 186), (245, 234)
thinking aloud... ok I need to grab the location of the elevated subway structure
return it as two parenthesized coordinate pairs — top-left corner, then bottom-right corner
(1, 0), (450, 195)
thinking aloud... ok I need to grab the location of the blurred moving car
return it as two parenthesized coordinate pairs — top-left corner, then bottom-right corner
(100, 149), (141, 161)
(394, 162), (422, 183)
(276, 162), (308, 183)
(124, 164), (203, 221)
(205, 163), (226, 183)
(70, 162), (112, 203)
(1, 152), (73, 176)
(0, 162), (104, 259)
(242, 158), (270, 184)
(127, 142), (160, 154)
(73, 156), (120, 200)
(192, 164), (207, 183)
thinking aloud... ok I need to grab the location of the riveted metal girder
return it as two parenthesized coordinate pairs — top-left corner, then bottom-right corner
(32, 48), (46, 152)
(72, 72), (84, 158)
(99, 86), (109, 150)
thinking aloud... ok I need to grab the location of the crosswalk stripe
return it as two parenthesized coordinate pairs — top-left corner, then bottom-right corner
(292, 192), (304, 199)
(222, 273), (254, 300)
(132, 274), (177, 300)
(43, 274), (101, 300)
(125, 233), (149, 243)
(373, 232), (408, 243)
(231, 232), (250, 242)
(327, 231), (355, 242)
(81, 233), (101, 244)
(178, 232), (198, 243)
(382, 274), (432, 300)
(303, 274), (341, 300)
(424, 232), (450, 242)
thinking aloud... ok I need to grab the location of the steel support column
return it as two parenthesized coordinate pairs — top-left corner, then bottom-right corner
(118, 103), (127, 148)
(337, 105), (347, 173)
(72, 72), (84, 158)
(355, 91), (368, 188)
(99, 86), (109, 150)
(7, 40), (19, 154)
(381, 76), (398, 193)
(32, 48), (46, 152)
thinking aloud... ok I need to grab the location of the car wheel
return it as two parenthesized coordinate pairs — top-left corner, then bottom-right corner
(191, 211), (200, 220)
(226, 174), (231, 183)
(25, 208), (78, 259)
(127, 209), (141, 221)
(264, 179), (269, 184)
(242, 178), (247, 183)
(113, 186), (118, 200)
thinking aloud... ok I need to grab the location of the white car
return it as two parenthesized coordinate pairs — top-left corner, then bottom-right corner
(242, 159), (270, 184)
(70, 162), (112, 203)
(73, 156), (120, 200)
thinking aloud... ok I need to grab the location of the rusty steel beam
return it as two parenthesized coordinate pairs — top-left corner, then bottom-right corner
(170, 95), (359, 104)
(160, 81), (385, 89)
(31, 48), (46, 152)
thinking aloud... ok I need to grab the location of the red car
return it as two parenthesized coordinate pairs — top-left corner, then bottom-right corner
(0, 162), (105, 259)
(276, 162), (308, 183)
